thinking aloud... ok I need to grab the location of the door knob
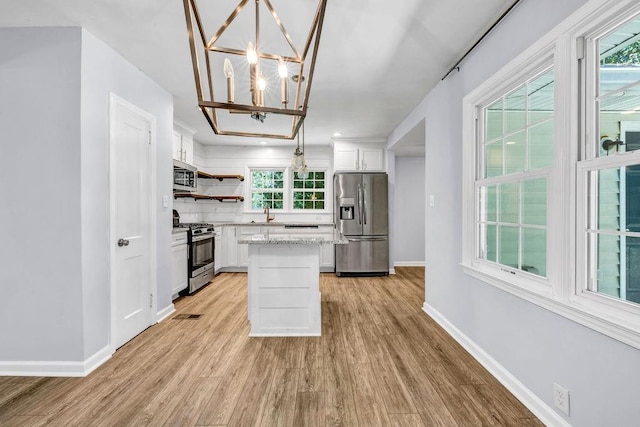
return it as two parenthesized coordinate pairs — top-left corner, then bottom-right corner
(117, 238), (130, 247)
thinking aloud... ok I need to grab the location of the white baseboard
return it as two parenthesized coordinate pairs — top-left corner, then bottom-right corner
(0, 345), (112, 377)
(389, 268), (396, 275)
(394, 261), (426, 267)
(422, 302), (569, 427)
(157, 303), (175, 323)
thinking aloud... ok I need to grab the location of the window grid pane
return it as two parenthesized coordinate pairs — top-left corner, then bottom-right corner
(293, 170), (326, 210)
(483, 70), (554, 178)
(251, 169), (285, 210)
(587, 163), (640, 306)
(479, 177), (547, 277)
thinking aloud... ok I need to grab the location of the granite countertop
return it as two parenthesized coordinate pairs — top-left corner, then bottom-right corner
(212, 222), (334, 228)
(238, 229), (347, 245)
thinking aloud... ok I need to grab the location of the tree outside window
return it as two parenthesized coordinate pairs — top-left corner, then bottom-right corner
(292, 171), (326, 210)
(250, 170), (284, 210)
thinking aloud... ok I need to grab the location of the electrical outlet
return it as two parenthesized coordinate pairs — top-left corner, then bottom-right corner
(553, 382), (570, 416)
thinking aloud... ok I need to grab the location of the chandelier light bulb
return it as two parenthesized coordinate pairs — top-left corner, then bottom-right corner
(247, 42), (258, 64)
(223, 58), (234, 78)
(279, 58), (289, 106)
(257, 71), (267, 91)
(224, 58), (235, 103)
(278, 59), (288, 78)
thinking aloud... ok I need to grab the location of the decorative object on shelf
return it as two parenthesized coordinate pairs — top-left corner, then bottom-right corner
(291, 120), (308, 179)
(182, 0), (328, 139)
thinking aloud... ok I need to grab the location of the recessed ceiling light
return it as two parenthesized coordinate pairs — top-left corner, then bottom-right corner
(260, 141), (267, 145)
(332, 132), (342, 137)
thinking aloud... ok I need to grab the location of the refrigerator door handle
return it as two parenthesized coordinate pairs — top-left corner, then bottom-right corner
(347, 236), (388, 242)
(362, 182), (367, 225)
(357, 183), (363, 224)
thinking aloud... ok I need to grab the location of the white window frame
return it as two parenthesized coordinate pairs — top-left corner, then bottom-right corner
(462, 0), (640, 350)
(245, 165), (330, 213)
(291, 168), (328, 212)
(463, 47), (558, 301)
(474, 63), (555, 293)
(247, 167), (287, 211)
(574, 7), (640, 337)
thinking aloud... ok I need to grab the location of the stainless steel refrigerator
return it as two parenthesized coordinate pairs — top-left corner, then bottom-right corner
(334, 172), (389, 276)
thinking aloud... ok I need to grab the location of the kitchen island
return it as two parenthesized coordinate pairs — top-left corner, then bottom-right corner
(238, 228), (347, 337)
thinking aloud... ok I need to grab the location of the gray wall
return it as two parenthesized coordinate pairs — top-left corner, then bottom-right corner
(0, 27), (85, 361)
(387, 0), (640, 425)
(0, 27), (173, 366)
(80, 29), (174, 358)
(394, 156), (425, 265)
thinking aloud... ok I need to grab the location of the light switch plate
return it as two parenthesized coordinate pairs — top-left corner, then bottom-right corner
(162, 195), (169, 208)
(429, 195), (435, 207)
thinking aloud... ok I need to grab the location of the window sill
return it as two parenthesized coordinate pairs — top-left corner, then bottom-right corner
(462, 263), (640, 350)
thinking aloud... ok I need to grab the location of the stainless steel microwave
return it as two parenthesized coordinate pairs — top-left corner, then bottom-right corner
(173, 159), (198, 192)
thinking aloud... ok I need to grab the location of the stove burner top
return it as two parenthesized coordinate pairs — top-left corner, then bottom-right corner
(177, 223), (214, 236)
(178, 222), (212, 228)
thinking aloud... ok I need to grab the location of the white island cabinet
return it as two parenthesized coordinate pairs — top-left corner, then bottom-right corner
(238, 230), (346, 337)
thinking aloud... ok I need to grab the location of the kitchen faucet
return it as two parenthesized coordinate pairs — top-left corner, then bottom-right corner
(264, 203), (275, 223)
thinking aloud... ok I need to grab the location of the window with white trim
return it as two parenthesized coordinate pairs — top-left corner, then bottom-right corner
(477, 67), (554, 280)
(577, 14), (640, 310)
(248, 167), (328, 212)
(292, 170), (326, 210)
(250, 169), (285, 210)
(462, 0), (640, 349)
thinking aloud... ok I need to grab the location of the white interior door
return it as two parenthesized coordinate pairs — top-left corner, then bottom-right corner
(110, 94), (154, 349)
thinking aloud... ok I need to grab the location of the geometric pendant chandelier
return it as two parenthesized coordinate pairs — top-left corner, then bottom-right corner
(182, 0), (328, 139)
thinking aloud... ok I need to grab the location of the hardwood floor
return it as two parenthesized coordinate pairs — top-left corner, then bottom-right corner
(0, 268), (542, 426)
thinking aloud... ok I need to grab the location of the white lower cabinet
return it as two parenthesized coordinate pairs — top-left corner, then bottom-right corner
(214, 228), (222, 274)
(238, 227), (256, 267)
(220, 226), (251, 271)
(222, 226), (238, 268)
(171, 231), (188, 298)
(319, 243), (334, 271)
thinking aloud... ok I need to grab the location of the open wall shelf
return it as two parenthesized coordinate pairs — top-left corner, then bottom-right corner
(198, 171), (244, 181)
(173, 193), (244, 202)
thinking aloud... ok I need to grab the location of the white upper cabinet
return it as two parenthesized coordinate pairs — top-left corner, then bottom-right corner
(173, 121), (196, 165)
(333, 141), (385, 172)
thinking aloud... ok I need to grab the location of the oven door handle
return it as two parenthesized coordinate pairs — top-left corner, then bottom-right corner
(191, 234), (213, 242)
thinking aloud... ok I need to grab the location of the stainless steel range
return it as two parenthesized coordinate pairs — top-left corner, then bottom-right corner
(179, 223), (215, 294)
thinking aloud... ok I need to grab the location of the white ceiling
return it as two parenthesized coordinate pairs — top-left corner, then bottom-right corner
(1, 0), (516, 149)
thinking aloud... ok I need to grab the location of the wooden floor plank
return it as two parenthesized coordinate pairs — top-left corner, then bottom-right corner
(298, 337), (324, 392)
(259, 368), (299, 427)
(358, 326), (417, 415)
(349, 363), (392, 425)
(293, 391), (325, 427)
(382, 333), (459, 426)
(388, 413), (426, 427)
(196, 337), (263, 425)
(226, 338), (283, 426)
(0, 268), (539, 426)
(160, 377), (221, 427)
